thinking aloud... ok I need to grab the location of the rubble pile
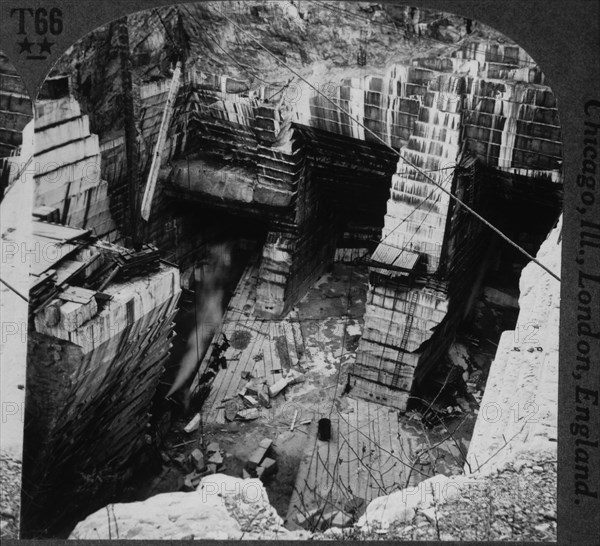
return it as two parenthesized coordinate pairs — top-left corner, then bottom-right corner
(186, 367), (306, 426)
(181, 442), (228, 490)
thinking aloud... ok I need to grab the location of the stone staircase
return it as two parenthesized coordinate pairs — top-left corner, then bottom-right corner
(466, 217), (561, 474)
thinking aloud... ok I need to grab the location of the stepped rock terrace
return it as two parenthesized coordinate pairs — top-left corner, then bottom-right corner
(12, 3), (562, 538)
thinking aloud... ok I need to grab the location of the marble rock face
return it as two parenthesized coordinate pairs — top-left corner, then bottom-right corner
(69, 473), (310, 540)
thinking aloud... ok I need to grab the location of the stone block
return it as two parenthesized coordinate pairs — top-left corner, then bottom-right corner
(243, 395), (259, 407)
(59, 297), (98, 332)
(268, 377), (289, 398)
(285, 369), (305, 386)
(184, 413), (201, 433)
(206, 442), (220, 455)
(190, 449), (206, 472)
(259, 438), (272, 450)
(247, 446), (267, 471)
(257, 457), (277, 480)
(207, 451), (223, 466)
(257, 388), (271, 408)
(235, 408), (260, 421)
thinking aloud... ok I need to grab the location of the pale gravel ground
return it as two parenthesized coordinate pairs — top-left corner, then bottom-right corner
(317, 456), (557, 542)
(0, 456), (22, 539)
(386, 457), (557, 542)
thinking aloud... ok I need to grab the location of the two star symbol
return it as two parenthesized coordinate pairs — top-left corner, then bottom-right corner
(17, 36), (54, 56)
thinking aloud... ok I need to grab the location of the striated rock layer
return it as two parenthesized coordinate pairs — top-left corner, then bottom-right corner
(22, 228), (181, 536)
(348, 37), (562, 410)
(34, 98), (119, 241)
(0, 52), (32, 201)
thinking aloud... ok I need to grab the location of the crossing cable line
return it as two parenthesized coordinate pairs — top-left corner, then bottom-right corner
(215, 12), (561, 282)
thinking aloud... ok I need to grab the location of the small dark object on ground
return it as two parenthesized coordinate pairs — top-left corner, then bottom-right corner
(318, 418), (332, 441)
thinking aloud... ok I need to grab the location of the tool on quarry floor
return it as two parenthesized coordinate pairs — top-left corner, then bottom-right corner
(290, 410), (299, 431)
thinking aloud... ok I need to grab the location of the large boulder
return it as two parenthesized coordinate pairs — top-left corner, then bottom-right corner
(356, 474), (464, 533)
(69, 474), (310, 540)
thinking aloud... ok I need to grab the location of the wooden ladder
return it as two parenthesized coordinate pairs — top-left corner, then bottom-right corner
(391, 289), (419, 389)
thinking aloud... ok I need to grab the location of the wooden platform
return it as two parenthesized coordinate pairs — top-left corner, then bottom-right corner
(193, 258), (443, 530)
(285, 396), (428, 530)
(196, 257), (308, 424)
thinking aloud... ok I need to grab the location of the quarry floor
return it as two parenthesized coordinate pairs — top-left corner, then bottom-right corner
(130, 261), (487, 530)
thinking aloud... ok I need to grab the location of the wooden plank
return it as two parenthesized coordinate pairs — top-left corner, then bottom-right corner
(283, 321), (299, 367)
(32, 220), (90, 242)
(58, 285), (96, 304)
(141, 61), (182, 221)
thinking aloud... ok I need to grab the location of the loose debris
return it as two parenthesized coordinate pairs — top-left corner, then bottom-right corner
(243, 438), (278, 482)
(184, 413), (201, 433)
(182, 442), (227, 491)
(219, 369), (306, 422)
(268, 369), (305, 398)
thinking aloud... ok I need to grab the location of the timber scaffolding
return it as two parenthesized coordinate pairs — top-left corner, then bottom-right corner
(22, 218), (181, 535)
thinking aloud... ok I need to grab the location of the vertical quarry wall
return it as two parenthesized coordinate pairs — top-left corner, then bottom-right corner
(23, 229), (181, 535)
(254, 103), (338, 318)
(350, 41), (562, 411)
(466, 218), (560, 474)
